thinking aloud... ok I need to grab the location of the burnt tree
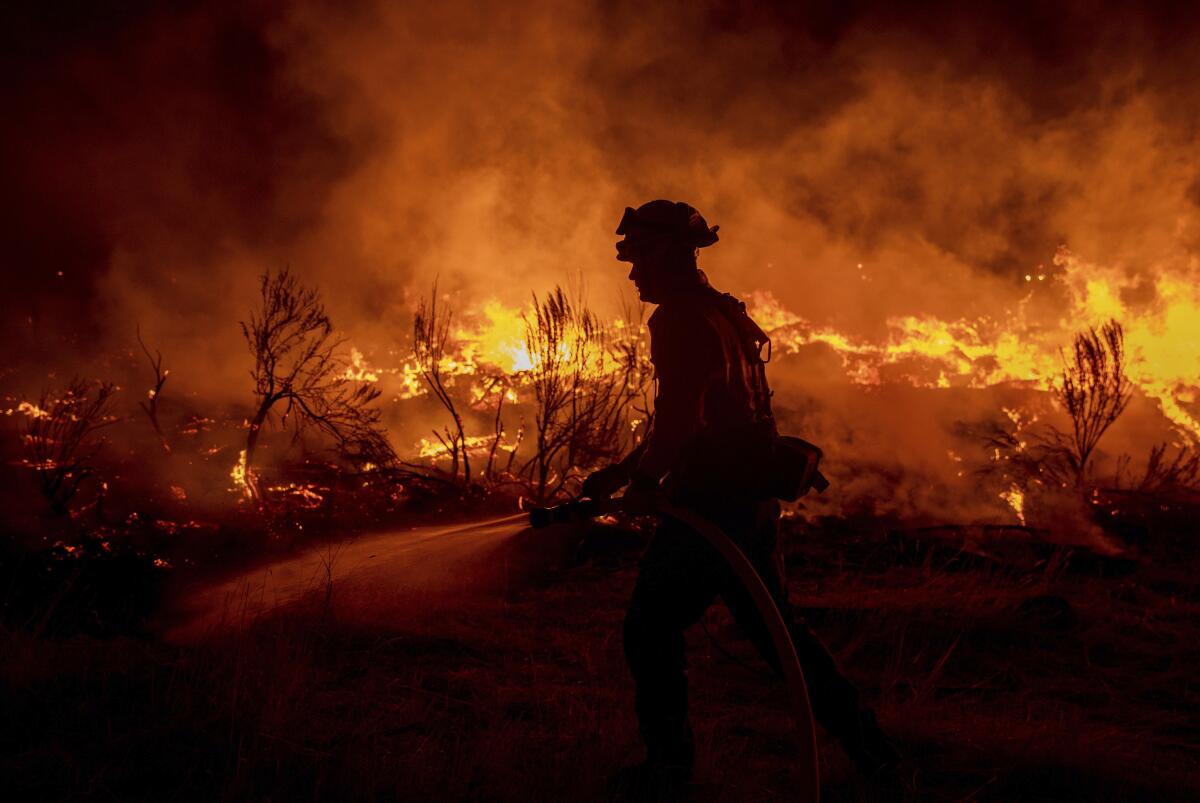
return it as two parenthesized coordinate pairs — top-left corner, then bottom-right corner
(23, 378), (118, 516)
(412, 285), (472, 487)
(135, 325), (171, 454)
(240, 268), (395, 500)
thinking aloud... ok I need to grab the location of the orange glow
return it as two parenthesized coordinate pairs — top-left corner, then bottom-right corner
(394, 296), (646, 404)
(16, 401), (51, 419)
(999, 485), (1027, 525)
(229, 449), (251, 498)
(343, 347), (380, 382)
(747, 249), (1200, 440)
(417, 434), (496, 461)
(456, 301), (533, 373)
(266, 482), (327, 508)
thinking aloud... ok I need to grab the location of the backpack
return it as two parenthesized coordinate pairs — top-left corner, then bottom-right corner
(703, 289), (829, 502)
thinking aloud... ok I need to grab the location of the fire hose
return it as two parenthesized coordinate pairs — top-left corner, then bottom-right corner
(528, 496), (820, 803)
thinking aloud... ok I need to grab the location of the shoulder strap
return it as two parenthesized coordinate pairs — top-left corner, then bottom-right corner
(704, 288), (776, 422)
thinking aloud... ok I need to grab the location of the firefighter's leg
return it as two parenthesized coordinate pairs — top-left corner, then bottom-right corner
(623, 517), (723, 772)
(719, 506), (900, 776)
(719, 547), (860, 730)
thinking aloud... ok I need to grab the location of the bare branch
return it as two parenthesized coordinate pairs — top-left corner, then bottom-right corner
(1054, 319), (1132, 490)
(413, 282), (472, 487)
(1132, 442), (1200, 494)
(22, 378), (119, 515)
(239, 268), (396, 500)
(135, 324), (171, 454)
(518, 285), (652, 502)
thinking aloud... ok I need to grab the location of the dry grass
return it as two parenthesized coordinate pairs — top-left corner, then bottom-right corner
(3, 513), (1198, 802)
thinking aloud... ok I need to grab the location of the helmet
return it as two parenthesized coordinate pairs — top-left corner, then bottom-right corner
(615, 200), (719, 262)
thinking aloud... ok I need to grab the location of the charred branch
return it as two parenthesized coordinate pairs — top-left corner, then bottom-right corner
(135, 324), (171, 454)
(240, 268), (396, 501)
(22, 378), (119, 516)
(482, 376), (507, 482)
(413, 283), (472, 487)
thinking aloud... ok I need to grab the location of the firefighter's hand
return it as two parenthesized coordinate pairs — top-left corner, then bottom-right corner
(581, 464), (630, 500)
(619, 472), (660, 516)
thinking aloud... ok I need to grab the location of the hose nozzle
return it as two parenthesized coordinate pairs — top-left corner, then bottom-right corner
(526, 497), (618, 529)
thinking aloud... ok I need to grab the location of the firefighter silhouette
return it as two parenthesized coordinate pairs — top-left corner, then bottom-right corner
(583, 200), (900, 799)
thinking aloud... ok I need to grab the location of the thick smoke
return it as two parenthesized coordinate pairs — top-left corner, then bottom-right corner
(4, 1), (1199, 519)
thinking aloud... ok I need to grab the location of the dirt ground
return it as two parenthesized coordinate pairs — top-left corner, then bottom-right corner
(3, 512), (1198, 802)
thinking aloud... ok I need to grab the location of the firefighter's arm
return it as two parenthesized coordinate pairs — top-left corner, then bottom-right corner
(580, 442), (645, 499)
(580, 412), (651, 499)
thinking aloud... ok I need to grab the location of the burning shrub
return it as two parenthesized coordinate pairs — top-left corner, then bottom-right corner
(965, 319), (1143, 544)
(979, 320), (1132, 498)
(21, 378), (118, 516)
(1049, 320), (1133, 490)
(403, 284), (651, 502)
(518, 287), (652, 501)
(240, 268), (396, 501)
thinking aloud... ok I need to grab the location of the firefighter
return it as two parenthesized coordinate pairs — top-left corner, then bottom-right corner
(585, 200), (899, 799)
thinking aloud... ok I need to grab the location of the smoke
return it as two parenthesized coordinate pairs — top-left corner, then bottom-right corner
(4, 1), (1199, 519)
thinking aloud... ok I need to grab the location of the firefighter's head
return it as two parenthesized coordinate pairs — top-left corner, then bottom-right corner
(616, 200), (718, 303)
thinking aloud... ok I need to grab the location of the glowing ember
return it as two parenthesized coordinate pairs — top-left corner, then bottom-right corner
(14, 400), (51, 420)
(267, 483), (327, 508)
(417, 434), (497, 460)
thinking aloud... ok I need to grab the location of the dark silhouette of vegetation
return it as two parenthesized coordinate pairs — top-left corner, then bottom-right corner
(136, 325), (171, 455)
(975, 319), (1134, 506)
(412, 284), (473, 488)
(240, 268), (395, 501)
(22, 378), (118, 515)
(519, 286), (651, 502)
(1115, 442), (1200, 495)
(1051, 320), (1133, 490)
(479, 375), (514, 483)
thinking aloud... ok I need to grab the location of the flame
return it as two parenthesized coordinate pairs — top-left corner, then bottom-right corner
(230, 449), (251, 497)
(393, 300), (530, 400)
(15, 401), (50, 418)
(267, 482), (326, 508)
(746, 248), (1200, 440)
(456, 300), (533, 373)
(343, 347), (380, 382)
(999, 484), (1026, 525)
(751, 292), (1060, 389)
(1058, 249), (1200, 438)
(393, 296), (647, 404)
(416, 434), (496, 460)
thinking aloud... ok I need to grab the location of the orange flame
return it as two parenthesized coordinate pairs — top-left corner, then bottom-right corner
(746, 249), (1200, 440)
(229, 449), (252, 498)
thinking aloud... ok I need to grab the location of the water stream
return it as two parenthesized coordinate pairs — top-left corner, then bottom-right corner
(164, 513), (532, 642)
